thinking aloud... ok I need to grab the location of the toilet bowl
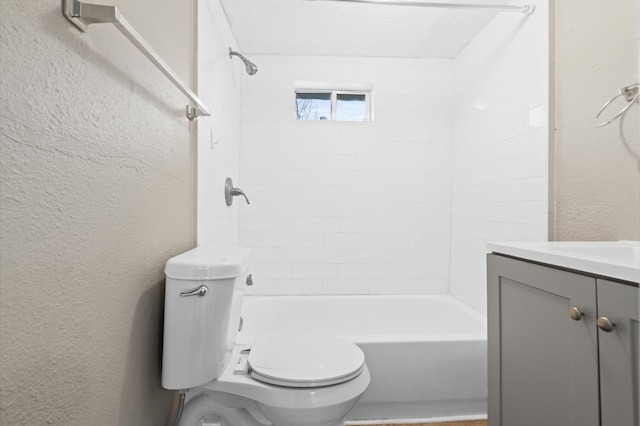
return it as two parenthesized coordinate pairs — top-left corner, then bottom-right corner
(187, 336), (371, 426)
(162, 245), (370, 426)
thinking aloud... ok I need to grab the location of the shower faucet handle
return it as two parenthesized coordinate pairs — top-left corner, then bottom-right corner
(225, 177), (250, 206)
(232, 188), (250, 205)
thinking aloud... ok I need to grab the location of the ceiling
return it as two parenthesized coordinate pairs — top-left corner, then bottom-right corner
(219, 0), (514, 58)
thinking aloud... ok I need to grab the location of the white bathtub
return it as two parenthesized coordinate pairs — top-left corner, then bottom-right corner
(238, 294), (487, 422)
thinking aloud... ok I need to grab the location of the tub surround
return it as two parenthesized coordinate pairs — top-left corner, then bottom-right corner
(240, 55), (455, 297)
(196, 0), (243, 247)
(234, 0), (549, 311)
(450, 0), (549, 314)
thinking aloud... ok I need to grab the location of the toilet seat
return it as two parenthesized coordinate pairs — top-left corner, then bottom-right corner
(248, 334), (365, 388)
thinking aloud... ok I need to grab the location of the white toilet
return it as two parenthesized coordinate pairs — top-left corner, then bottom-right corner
(162, 245), (370, 426)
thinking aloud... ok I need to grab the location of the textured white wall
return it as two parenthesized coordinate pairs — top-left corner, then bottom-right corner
(554, 0), (640, 240)
(450, 0), (550, 313)
(196, 0), (243, 246)
(240, 56), (453, 295)
(0, 0), (194, 424)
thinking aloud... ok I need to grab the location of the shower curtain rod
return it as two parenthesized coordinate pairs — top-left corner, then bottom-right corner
(306, 0), (535, 14)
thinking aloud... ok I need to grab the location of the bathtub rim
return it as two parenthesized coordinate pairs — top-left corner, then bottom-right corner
(237, 293), (487, 345)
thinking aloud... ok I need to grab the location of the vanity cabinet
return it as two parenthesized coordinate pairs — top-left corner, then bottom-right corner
(487, 254), (639, 426)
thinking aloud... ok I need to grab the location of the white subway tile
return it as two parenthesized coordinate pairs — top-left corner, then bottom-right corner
(413, 279), (449, 294)
(305, 155), (356, 171)
(450, 9), (548, 307)
(232, 52), (547, 299)
(276, 185), (325, 202)
(322, 280), (370, 295)
(244, 278), (277, 295)
(276, 280), (323, 295)
(324, 232), (372, 248)
(369, 233), (417, 249)
(240, 216), (292, 232)
(292, 217), (339, 233)
(294, 122), (341, 139)
(243, 168), (294, 185)
(384, 263), (430, 280)
(242, 122), (294, 139)
(353, 248), (398, 264)
(303, 201), (356, 217)
(279, 138), (326, 154)
(306, 248), (354, 264)
(338, 263), (386, 280)
(369, 279), (415, 295)
(241, 152), (309, 170)
(258, 247), (308, 263)
(251, 263), (292, 280)
(239, 231), (277, 247)
(291, 263), (338, 279)
(240, 200), (309, 217)
(242, 105), (292, 123)
(277, 232), (325, 248)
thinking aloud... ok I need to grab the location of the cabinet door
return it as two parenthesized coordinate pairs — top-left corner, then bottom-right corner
(487, 254), (599, 426)
(597, 279), (639, 426)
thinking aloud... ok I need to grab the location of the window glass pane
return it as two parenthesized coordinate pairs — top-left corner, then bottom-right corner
(295, 93), (331, 120)
(336, 93), (366, 121)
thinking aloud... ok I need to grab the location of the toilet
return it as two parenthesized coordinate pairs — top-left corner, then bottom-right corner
(162, 244), (370, 426)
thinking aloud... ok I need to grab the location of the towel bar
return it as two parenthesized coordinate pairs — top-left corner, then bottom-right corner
(62, 0), (210, 120)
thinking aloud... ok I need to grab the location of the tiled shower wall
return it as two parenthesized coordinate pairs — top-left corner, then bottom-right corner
(240, 57), (454, 295)
(206, 5), (548, 300)
(196, 0), (243, 246)
(449, 0), (549, 313)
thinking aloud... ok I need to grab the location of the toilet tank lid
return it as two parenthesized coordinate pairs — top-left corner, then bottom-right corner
(165, 245), (251, 280)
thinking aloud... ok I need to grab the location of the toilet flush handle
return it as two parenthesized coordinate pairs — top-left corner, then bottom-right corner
(180, 285), (209, 297)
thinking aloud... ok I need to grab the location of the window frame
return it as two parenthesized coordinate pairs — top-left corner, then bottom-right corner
(294, 88), (373, 122)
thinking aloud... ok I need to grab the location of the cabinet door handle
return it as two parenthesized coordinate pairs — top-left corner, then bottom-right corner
(597, 316), (615, 332)
(569, 307), (584, 321)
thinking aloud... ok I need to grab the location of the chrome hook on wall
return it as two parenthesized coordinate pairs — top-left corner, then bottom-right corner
(225, 178), (250, 206)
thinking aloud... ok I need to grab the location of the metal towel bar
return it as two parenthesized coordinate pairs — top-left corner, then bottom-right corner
(62, 0), (210, 121)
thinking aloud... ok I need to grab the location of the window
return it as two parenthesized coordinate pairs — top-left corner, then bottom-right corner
(295, 92), (332, 121)
(295, 90), (370, 122)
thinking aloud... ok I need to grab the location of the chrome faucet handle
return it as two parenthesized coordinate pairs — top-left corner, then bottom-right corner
(225, 177), (250, 206)
(232, 187), (250, 205)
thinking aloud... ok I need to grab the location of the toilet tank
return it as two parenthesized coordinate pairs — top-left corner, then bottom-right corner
(162, 245), (251, 390)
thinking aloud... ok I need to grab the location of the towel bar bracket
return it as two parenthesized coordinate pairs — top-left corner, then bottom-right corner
(62, 0), (211, 121)
(186, 106), (208, 121)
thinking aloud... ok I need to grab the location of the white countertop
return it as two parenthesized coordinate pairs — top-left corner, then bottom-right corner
(487, 241), (640, 283)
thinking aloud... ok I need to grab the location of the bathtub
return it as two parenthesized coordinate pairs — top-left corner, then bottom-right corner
(238, 294), (487, 422)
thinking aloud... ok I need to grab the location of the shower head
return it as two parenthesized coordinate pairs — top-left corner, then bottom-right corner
(229, 48), (258, 75)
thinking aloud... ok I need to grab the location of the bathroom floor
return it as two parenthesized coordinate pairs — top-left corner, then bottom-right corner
(370, 421), (487, 426)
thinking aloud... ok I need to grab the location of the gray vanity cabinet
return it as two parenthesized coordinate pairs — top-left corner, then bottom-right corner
(487, 254), (639, 426)
(597, 279), (639, 426)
